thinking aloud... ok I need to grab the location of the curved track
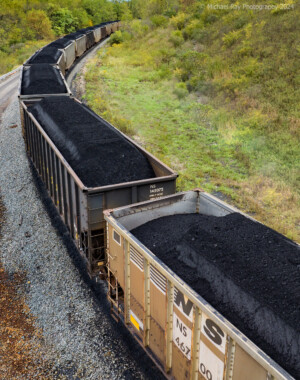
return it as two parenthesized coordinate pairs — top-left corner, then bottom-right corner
(0, 41), (164, 380)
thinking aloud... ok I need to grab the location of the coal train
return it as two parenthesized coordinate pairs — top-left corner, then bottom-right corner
(18, 21), (299, 380)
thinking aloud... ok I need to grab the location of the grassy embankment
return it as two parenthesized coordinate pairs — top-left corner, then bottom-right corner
(84, 4), (300, 241)
(0, 41), (50, 74)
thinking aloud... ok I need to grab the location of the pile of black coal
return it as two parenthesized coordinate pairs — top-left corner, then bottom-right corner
(28, 97), (155, 188)
(28, 47), (63, 64)
(48, 38), (74, 49)
(132, 213), (300, 378)
(21, 64), (68, 95)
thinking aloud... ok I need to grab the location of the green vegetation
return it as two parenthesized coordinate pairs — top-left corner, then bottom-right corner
(85, 0), (300, 241)
(0, 0), (132, 74)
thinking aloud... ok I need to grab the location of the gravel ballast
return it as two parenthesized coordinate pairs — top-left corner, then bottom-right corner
(131, 213), (300, 378)
(27, 96), (155, 188)
(0, 97), (164, 379)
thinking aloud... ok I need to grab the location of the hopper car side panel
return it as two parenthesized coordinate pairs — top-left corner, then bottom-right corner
(93, 27), (102, 43)
(20, 100), (177, 276)
(104, 191), (294, 380)
(63, 41), (76, 70)
(75, 35), (87, 57)
(111, 22), (118, 33)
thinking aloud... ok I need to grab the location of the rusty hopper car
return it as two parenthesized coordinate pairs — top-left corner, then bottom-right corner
(20, 96), (177, 277)
(104, 190), (298, 380)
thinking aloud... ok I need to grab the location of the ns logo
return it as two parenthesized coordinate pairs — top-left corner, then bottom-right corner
(175, 289), (225, 348)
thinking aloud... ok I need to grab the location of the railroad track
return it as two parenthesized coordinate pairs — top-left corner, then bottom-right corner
(2, 19), (298, 380)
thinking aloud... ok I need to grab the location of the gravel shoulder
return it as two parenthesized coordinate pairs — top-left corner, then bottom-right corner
(0, 96), (164, 378)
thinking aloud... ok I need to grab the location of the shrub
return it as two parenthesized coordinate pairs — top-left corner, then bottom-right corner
(169, 30), (184, 47)
(110, 30), (124, 45)
(150, 15), (168, 28)
(222, 30), (243, 48)
(182, 19), (204, 40)
(170, 12), (187, 30)
(174, 82), (189, 99)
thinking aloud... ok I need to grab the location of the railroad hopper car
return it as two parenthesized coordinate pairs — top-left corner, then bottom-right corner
(19, 64), (71, 101)
(104, 190), (299, 380)
(105, 22), (113, 36)
(110, 21), (118, 33)
(85, 25), (104, 43)
(25, 46), (66, 74)
(78, 27), (96, 50)
(63, 32), (87, 58)
(20, 96), (177, 277)
(47, 38), (76, 71)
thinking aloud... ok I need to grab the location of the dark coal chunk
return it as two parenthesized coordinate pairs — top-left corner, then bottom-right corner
(28, 97), (155, 188)
(63, 32), (85, 41)
(48, 38), (74, 49)
(21, 64), (68, 95)
(28, 46), (63, 64)
(132, 213), (300, 378)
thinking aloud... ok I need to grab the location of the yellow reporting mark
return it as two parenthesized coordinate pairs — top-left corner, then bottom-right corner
(130, 314), (140, 331)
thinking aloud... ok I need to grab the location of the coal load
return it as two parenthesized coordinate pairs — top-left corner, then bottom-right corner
(48, 38), (74, 49)
(28, 47), (62, 64)
(63, 32), (85, 41)
(28, 97), (155, 188)
(132, 213), (300, 378)
(21, 64), (67, 95)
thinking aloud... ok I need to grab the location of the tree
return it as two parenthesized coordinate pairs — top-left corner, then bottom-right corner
(26, 9), (54, 39)
(49, 7), (76, 35)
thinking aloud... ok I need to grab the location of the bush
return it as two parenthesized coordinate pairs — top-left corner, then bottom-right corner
(169, 30), (184, 47)
(170, 12), (187, 30)
(182, 19), (204, 40)
(110, 30), (124, 45)
(222, 30), (243, 48)
(130, 20), (149, 37)
(174, 82), (189, 99)
(150, 15), (168, 28)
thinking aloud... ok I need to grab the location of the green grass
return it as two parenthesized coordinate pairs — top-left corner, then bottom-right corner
(85, 49), (247, 191)
(84, 10), (300, 242)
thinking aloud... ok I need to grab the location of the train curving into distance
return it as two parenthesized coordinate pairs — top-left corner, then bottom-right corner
(18, 20), (299, 380)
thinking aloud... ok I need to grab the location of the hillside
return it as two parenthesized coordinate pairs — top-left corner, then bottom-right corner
(0, 0), (130, 74)
(84, 0), (300, 241)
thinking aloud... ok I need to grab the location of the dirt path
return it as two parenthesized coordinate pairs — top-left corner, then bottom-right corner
(0, 195), (52, 379)
(0, 264), (53, 379)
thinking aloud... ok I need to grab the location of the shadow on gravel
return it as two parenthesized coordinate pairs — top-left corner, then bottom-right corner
(29, 162), (165, 380)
